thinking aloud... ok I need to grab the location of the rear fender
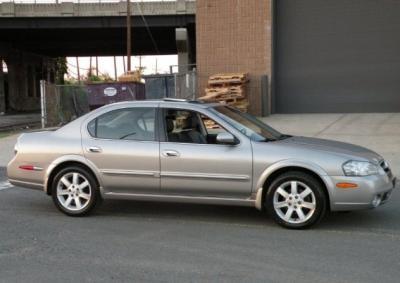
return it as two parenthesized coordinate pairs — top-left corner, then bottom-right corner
(44, 155), (104, 196)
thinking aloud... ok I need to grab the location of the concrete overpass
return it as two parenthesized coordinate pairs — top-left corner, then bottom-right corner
(0, 1), (196, 113)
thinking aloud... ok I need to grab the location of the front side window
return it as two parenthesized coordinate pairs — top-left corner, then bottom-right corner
(88, 107), (156, 141)
(164, 109), (230, 144)
(210, 106), (284, 141)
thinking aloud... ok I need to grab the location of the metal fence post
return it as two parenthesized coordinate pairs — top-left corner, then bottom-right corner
(191, 69), (196, 99)
(40, 80), (47, 128)
(174, 73), (178, 98)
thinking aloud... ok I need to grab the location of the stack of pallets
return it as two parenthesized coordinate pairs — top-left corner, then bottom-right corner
(199, 73), (249, 112)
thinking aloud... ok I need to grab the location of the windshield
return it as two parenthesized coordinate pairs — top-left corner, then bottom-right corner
(210, 106), (285, 141)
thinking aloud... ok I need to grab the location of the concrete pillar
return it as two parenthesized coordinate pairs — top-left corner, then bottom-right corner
(0, 58), (5, 114)
(176, 27), (189, 73)
(7, 52), (41, 112)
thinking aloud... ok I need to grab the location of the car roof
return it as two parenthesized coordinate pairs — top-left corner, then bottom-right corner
(107, 99), (221, 109)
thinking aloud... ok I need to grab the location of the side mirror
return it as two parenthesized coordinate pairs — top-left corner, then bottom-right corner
(216, 132), (236, 145)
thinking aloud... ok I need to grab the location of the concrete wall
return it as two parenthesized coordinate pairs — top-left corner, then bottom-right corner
(196, 0), (272, 115)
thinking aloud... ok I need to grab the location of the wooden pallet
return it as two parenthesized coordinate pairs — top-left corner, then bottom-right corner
(201, 72), (250, 113)
(217, 97), (247, 104)
(208, 73), (248, 86)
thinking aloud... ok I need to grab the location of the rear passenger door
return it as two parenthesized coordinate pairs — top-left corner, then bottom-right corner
(82, 106), (160, 195)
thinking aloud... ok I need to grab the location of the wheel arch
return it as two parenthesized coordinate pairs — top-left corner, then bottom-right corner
(254, 160), (333, 211)
(45, 155), (103, 196)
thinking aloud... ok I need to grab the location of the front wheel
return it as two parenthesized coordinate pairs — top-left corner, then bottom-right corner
(51, 166), (101, 216)
(266, 171), (328, 229)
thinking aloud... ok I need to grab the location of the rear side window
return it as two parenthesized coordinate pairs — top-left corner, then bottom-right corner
(87, 107), (156, 141)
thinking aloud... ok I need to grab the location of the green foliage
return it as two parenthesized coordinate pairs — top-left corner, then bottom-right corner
(55, 57), (67, 84)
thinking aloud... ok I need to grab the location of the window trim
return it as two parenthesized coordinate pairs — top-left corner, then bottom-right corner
(86, 106), (159, 142)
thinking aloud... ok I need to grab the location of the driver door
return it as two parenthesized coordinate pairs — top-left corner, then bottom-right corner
(160, 108), (253, 198)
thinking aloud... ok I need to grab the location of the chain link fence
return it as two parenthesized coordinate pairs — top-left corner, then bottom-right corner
(42, 82), (90, 127)
(41, 69), (197, 128)
(143, 69), (196, 100)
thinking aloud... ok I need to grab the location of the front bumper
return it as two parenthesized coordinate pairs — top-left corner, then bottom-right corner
(328, 174), (396, 211)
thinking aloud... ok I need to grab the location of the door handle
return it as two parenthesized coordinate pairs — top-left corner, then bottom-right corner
(162, 150), (180, 157)
(88, 146), (102, 153)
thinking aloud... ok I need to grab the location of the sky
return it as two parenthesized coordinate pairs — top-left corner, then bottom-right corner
(66, 55), (178, 80)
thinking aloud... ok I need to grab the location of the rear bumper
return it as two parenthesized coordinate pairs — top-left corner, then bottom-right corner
(329, 174), (396, 211)
(8, 178), (44, 191)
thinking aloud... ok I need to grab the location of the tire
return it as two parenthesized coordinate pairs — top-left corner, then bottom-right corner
(265, 171), (328, 229)
(51, 166), (102, 216)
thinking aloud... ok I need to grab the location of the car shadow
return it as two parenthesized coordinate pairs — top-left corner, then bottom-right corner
(94, 199), (400, 232)
(8, 185), (400, 232)
(97, 199), (268, 226)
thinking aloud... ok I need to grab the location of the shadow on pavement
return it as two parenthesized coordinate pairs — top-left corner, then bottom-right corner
(2, 182), (399, 233)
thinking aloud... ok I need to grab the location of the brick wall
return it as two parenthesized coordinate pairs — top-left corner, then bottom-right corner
(196, 0), (272, 115)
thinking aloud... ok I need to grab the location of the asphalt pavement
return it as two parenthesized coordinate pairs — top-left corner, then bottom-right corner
(1, 113), (400, 282)
(0, 166), (399, 283)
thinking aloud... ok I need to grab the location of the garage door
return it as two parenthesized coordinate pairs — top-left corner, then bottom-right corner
(275, 0), (400, 113)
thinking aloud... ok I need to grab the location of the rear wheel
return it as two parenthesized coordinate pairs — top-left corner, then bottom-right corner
(51, 166), (101, 216)
(266, 171), (328, 229)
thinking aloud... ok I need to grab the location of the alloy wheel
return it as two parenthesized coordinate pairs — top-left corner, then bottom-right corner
(273, 180), (316, 224)
(56, 172), (92, 211)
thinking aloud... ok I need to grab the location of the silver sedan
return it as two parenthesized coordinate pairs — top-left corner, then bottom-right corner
(7, 99), (396, 228)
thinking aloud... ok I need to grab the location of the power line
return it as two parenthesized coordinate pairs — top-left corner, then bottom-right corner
(135, 2), (160, 55)
(67, 60), (113, 79)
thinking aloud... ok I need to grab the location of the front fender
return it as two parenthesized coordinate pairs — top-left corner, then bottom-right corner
(44, 155), (104, 196)
(254, 159), (334, 210)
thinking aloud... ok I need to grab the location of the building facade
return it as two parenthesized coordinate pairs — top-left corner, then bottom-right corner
(196, 0), (400, 115)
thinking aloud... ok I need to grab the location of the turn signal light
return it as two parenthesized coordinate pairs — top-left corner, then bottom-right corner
(336, 182), (358, 189)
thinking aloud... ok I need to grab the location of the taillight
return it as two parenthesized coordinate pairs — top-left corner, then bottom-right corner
(19, 165), (34, 171)
(19, 165), (43, 171)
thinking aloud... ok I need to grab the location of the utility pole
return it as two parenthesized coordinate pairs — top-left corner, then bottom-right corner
(126, 0), (132, 72)
(89, 56), (92, 76)
(95, 56), (99, 77)
(113, 56), (118, 81)
(76, 57), (80, 83)
(123, 56), (126, 73)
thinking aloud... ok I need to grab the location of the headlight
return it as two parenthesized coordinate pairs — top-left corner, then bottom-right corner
(342, 160), (378, 176)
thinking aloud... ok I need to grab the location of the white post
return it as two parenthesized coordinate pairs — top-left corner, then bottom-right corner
(40, 80), (46, 129)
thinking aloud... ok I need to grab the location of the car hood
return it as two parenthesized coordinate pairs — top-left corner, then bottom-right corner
(282, 136), (382, 163)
